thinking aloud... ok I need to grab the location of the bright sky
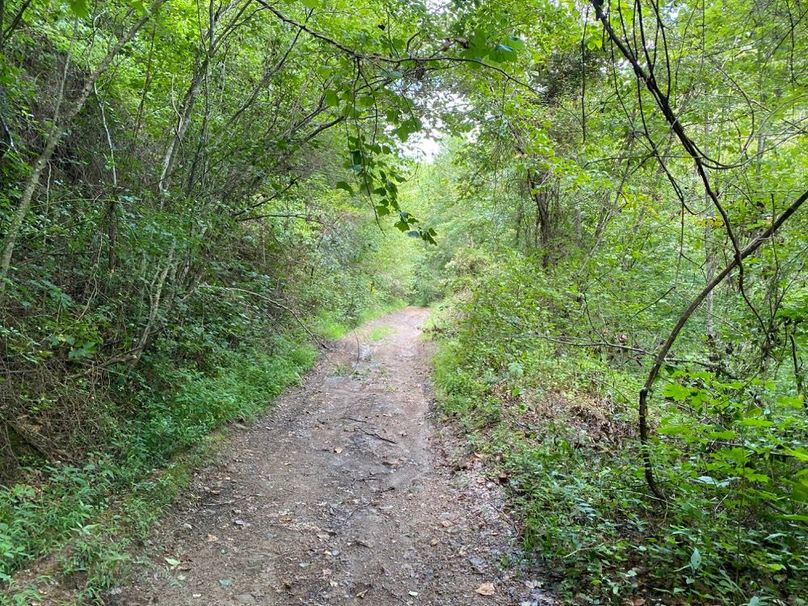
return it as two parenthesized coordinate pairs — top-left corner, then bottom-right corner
(402, 132), (444, 162)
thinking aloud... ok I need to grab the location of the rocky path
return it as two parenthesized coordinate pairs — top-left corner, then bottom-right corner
(110, 307), (552, 606)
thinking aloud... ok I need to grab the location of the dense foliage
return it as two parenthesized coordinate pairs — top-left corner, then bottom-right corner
(1, 0), (806, 603)
(0, 0), (425, 599)
(411, 0), (808, 602)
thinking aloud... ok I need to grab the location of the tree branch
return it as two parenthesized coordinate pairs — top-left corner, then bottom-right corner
(639, 187), (808, 498)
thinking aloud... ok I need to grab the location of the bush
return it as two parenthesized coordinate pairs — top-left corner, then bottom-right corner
(430, 253), (808, 604)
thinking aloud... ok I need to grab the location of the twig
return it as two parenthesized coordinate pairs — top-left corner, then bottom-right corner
(638, 187), (808, 499)
(360, 429), (397, 444)
(197, 285), (330, 349)
(342, 416), (368, 424)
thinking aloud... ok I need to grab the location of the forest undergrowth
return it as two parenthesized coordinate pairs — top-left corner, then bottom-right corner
(416, 168), (807, 603)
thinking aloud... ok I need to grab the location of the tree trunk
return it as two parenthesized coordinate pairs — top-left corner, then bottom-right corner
(158, 61), (207, 193)
(0, 0), (166, 298)
(157, 0), (249, 193)
(527, 169), (552, 267)
(639, 188), (808, 499)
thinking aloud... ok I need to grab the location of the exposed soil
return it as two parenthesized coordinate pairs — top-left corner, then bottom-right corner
(108, 307), (553, 606)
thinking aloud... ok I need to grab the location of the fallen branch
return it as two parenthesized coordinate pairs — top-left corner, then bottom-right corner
(237, 212), (324, 224)
(360, 429), (398, 444)
(504, 331), (719, 371)
(639, 188), (808, 499)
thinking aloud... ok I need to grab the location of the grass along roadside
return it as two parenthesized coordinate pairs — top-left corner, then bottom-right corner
(4, 434), (223, 606)
(312, 298), (407, 341)
(1, 338), (317, 605)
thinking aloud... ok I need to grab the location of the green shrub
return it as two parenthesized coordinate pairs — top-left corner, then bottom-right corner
(431, 253), (808, 604)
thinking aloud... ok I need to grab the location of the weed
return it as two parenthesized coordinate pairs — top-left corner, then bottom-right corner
(0, 339), (316, 603)
(368, 325), (394, 342)
(332, 362), (354, 376)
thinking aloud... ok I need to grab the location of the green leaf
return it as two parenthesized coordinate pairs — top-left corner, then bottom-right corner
(335, 181), (353, 194)
(68, 0), (89, 17)
(741, 470), (769, 484)
(658, 423), (690, 436)
(738, 417), (773, 428)
(777, 394), (805, 409)
(393, 118), (421, 141)
(661, 382), (690, 402)
(324, 90), (340, 107)
(792, 478), (808, 502)
(68, 341), (97, 361)
(586, 37), (603, 50)
(507, 36), (526, 52)
(690, 548), (701, 570)
(696, 475), (729, 488)
(785, 448), (808, 462)
(707, 430), (736, 440)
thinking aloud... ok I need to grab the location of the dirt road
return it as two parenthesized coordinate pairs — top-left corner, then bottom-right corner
(110, 307), (552, 606)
